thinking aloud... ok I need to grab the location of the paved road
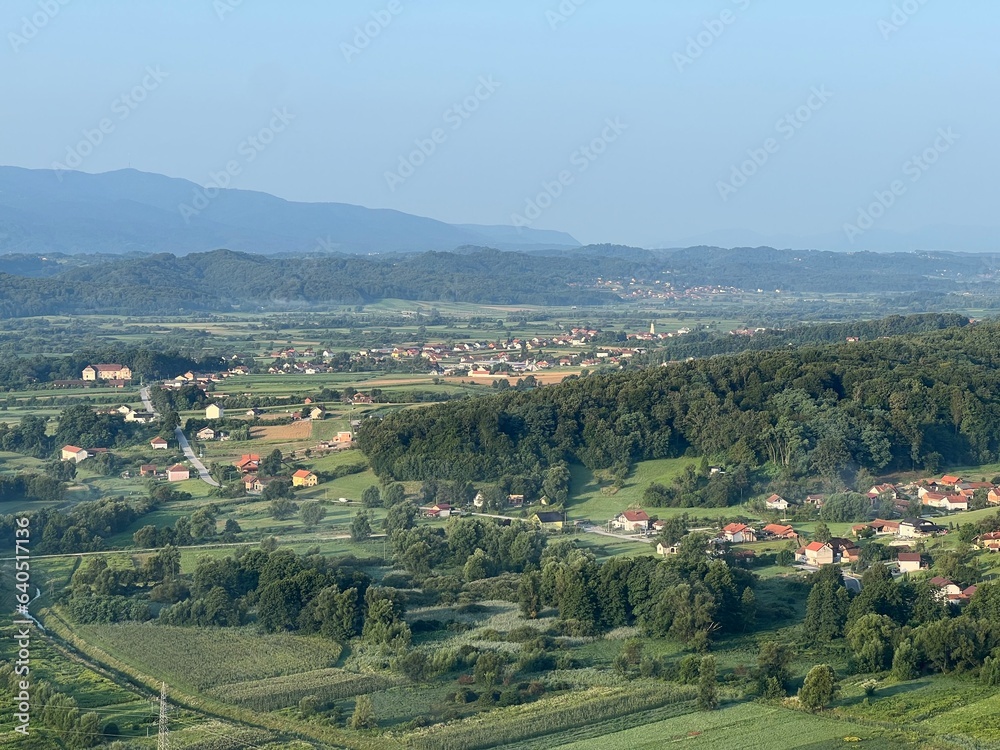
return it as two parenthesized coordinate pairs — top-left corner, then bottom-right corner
(139, 385), (157, 415)
(175, 426), (219, 487)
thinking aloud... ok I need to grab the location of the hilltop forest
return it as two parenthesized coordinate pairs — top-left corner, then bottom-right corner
(359, 321), (1000, 485)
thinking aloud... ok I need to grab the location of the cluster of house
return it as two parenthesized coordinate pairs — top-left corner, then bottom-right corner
(232, 453), (319, 494)
(850, 517), (944, 539)
(762, 475), (1000, 517)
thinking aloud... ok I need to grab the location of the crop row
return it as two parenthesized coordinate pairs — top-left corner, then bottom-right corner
(209, 668), (398, 711)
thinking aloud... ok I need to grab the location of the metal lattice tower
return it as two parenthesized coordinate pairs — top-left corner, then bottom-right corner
(158, 682), (169, 750)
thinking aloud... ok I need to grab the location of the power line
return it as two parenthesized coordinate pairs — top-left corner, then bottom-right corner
(158, 682), (169, 750)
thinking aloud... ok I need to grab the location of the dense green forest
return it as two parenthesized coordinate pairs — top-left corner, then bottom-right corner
(1, 246), (999, 315)
(359, 321), (1000, 483)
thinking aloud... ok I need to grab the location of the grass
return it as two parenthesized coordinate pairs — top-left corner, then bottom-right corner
(566, 459), (693, 523)
(556, 702), (900, 750)
(208, 668), (398, 711)
(74, 624), (345, 693)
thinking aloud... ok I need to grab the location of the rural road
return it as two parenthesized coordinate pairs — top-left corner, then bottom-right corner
(141, 384), (219, 487)
(139, 385), (157, 415)
(175, 427), (219, 487)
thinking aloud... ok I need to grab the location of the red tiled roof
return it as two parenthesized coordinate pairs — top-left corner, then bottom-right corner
(898, 553), (921, 562)
(805, 541), (829, 552)
(62, 445), (84, 453)
(622, 510), (650, 522)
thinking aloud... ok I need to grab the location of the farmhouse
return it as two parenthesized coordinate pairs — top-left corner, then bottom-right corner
(974, 532), (1000, 552)
(243, 476), (264, 493)
(656, 542), (679, 557)
(309, 407), (326, 420)
(206, 404), (224, 420)
(532, 511), (564, 532)
(897, 552), (923, 573)
(899, 518), (942, 539)
(166, 464), (190, 482)
(150, 437), (168, 450)
(425, 503), (452, 518)
(140, 464), (157, 477)
(292, 470), (319, 487)
(334, 431), (354, 446)
(196, 427), (216, 441)
(721, 523), (756, 544)
(800, 541), (835, 566)
(762, 523), (796, 539)
(764, 494), (789, 511)
(612, 509), (650, 532)
(82, 364), (133, 381)
(922, 492), (968, 512)
(61, 445), (89, 463)
(930, 577), (964, 604)
(236, 454), (261, 473)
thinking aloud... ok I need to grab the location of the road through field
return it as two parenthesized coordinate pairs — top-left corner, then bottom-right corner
(175, 427), (220, 487)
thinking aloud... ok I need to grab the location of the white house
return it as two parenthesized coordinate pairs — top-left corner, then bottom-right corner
(206, 404), (224, 420)
(61, 445), (89, 463)
(612, 510), (651, 532)
(764, 494), (790, 511)
(721, 523), (756, 544)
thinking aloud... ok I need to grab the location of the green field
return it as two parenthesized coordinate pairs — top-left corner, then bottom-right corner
(558, 702), (901, 750)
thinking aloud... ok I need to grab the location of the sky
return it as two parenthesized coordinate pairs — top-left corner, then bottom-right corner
(2, 0), (997, 249)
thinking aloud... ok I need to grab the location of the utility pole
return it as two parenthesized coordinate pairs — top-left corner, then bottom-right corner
(158, 682), (169, 750)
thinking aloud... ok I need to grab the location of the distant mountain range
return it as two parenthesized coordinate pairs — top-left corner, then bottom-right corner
(0, 166), (580, 255)
(658, 226), (999, 254)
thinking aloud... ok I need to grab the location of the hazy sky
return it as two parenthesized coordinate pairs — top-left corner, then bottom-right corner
(3, 1), (997, 248)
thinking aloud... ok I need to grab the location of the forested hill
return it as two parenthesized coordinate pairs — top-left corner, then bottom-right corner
(0, 247), (999, 316)
(358, 320), (1000, 483)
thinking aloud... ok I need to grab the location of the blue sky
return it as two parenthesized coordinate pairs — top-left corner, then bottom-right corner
(3, 0), (997, 248)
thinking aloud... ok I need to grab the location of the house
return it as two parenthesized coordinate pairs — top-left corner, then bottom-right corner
(246, 408), (263, 418)
(473, 491), (485, 508)
(206, 404), (224, 420)
(61, 445), (89, 463)
(897, 552), (923, 573)
(801, 541), (835, 566)
(150, 437), (169, 450)
(531, 511), (564, 531)
(805, 494), (826, 508)
(841, 547), (861, 565)
(125, 410), (156, 424)
(899, 518), (942, 538)
(656, 542), (679, 557)
(425, 502), (452, 519)
(82, 364), (132, 381)
(196, 427), (216, 441)
(334, 432), (354, 446)
(507, 494), (526, 507)
(929, 577), (963, 604)
(140, 464), (157, 477)
(922, 492), (968, 512)
(292, 470), (319, 487)
(352, 393), (374, 405)
(612, 510), (651, 532)
(721, 523), (756, 544)
(867, 483), (899, 499)
(764, 494), (790, 511)
(243, 475), (264, 493)
(855, 518), (901, 537)
(762, 523), (796, 539)
(166, 464), (190, 482)
(974, 532), (1000, 552)
(235, 454), (261, 473)
(308, 407), (325, 420)
(940, 475), (963, 487)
